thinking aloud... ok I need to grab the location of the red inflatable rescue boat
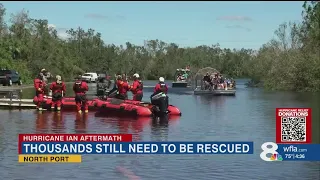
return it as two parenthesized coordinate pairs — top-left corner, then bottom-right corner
(94, 98), (182, 117)
(33, 96), (182, 117)
(33, 96), (97, 111)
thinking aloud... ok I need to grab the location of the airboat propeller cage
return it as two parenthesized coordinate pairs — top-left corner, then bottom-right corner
(194, 67), (220, 87)
(194, 67), (220, 80)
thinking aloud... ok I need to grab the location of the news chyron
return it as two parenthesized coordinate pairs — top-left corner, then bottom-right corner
(18, 108), (319, 164)
(19, 134), (253, 163)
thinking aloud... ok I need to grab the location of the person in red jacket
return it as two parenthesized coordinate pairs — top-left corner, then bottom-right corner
(150, 77), (169, 115)
(130, 73), (143, 101)
(50, 75), (66, 111)
(122, 73), (127, 82)
(154, 77), (168, 94)
(73, 75), (89, 113)
(34, 74), (46, 111)
(115, 75), (130, 100)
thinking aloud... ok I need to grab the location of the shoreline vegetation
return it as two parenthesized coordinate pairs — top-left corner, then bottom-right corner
(0, 2), (319, 92)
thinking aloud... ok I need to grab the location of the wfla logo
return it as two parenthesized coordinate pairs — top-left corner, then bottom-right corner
(260, 142), (283, 161)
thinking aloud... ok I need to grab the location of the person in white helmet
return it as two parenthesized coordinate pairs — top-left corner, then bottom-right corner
(49, 75), (66, 111)
(154, 77), (168, 94)
(150, 77), (169, 114)
(130, 73), (143, 101)
(39, 68), (51, 84)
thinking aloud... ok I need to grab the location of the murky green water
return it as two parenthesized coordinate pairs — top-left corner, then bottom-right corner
(0, 80), (319, 180)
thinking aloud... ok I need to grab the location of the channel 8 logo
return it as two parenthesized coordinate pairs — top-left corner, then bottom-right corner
(260, 142), (283, 161)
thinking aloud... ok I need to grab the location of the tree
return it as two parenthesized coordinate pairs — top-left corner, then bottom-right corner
(0, 2), (319, 91)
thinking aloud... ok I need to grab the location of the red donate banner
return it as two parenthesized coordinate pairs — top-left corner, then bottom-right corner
(276, 108), (312, 144)
(18, 134), (132, 154)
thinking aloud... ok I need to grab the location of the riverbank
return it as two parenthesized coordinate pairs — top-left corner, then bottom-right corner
(0, 82), (74, 91)
(245, 80), (264, 88)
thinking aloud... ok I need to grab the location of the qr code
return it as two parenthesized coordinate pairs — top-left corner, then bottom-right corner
(281, 117), (306, 142)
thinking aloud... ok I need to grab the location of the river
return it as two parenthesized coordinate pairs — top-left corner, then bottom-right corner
(0, 79), (319, 180)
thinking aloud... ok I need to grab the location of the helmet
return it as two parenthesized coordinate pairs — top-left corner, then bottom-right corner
(159, 77), (165, 82)
(133, 73), (140, 78)
(56, 75), (62, 83)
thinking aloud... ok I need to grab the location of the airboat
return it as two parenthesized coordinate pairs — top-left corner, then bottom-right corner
(193, 67), (236, 96)
(172, 68), (192, 88)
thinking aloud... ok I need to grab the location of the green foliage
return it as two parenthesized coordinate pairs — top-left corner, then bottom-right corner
(0, 2), (319, 91)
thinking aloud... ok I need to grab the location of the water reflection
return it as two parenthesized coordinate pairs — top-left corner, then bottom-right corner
(75, 113), (88, 134)
(195, 95), (226, 105)
(35, 112), (48, 133)
(51, 112), (65, 134)
(151, 117), (169, 142)
(97, 114), (150, 142)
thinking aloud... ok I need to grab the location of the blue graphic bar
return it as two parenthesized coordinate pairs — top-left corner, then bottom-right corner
(278, 144), (320, 161)
(20, 142), (254, 154)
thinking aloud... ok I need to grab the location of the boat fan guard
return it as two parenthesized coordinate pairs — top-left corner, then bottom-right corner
(193, 67), (220, 88)
(194, 67), (220, 80)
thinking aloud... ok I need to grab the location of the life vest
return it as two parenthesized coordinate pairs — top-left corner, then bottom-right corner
(35, 78), (45, 89)
(158, 83), (167, 93)
(118, 81), (130, 95)
(116, 80), (123, 88)
(138, 81), (143, 90)
(53, 82), (63, 92)
(74, 81), (84, 93)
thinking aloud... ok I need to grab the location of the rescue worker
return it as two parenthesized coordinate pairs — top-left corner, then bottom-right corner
(40, 68), (51, 84)
(150, 77), (169, 114)
(153, 77), (168, 94)
(97, 77), (106, 97)
(50, 75), (66, 111)
(34, 74), (46, 111)
(209, 73), (218, 90)
(105, 75), (112, 89)
(115, 75), (130, 100)
(203, 72), (210, 82)
(230, 78), (236, 88)
(130, 73), (143, 101)
(177, 72), (182, 81)
(122, 73), (127, 82)
(73, 75), (89, 113)
(219, 74), (226, 89)
(203, 72), (211, 90)
(107, 74), (120, 98)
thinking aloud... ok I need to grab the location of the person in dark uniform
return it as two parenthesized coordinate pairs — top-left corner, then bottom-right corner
(203, 72), (212, 90)
(96, 76), (109, 98)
